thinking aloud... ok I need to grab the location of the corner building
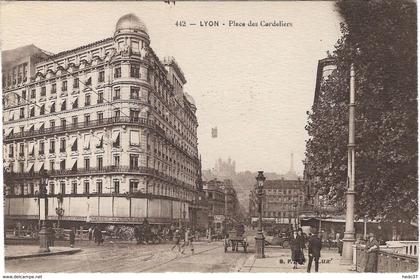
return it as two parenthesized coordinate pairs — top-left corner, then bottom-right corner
(3, 14), (201, 228)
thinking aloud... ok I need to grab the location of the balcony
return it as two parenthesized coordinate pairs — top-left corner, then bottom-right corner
(4, 116), (155, 142)
(4, 166), (192, 190)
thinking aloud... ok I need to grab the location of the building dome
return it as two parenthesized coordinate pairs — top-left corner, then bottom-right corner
(115, 13), (148, 34)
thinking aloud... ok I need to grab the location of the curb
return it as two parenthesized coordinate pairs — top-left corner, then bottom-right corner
(5, 248), (82, 260)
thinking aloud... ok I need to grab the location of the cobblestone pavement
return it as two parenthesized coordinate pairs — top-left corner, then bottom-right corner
(5, 241), (249, 273)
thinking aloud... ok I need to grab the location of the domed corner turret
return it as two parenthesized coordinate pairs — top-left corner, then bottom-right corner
(115, 13), (148, 35)
(114, 13), (150, 44)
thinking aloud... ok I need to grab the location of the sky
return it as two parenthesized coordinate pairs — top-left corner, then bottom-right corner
(0, 1), (342, 175)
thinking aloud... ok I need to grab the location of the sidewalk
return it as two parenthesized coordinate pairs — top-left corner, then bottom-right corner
(238, 247), (356, 273)
(5, 245), (81, 260)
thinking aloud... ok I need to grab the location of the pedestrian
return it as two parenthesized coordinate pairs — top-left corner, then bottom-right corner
(69, 227), (76, 248)
(134, 225), (141, 245)
(171, 229), (182, 252)
(88, 226), (93, 241)
(364, 232), (379, 272)
(290, 228), (306, 269)
(94, 226), (103, 245)
(181, 228), (194, 254)
(307, 230), (322, 273)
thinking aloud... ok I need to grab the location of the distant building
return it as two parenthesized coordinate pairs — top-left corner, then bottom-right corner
(214, 157), (236, 179)
(203, 179), (240, 232)
(249, 179), (305, 226)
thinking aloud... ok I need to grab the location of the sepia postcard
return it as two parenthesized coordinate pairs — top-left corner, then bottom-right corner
(0, 0), (417, 277)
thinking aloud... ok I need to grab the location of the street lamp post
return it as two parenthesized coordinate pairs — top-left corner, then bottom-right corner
(38, 170), (51, 253)
(255, 171), (266, 258)
(341, 63), (356, 265)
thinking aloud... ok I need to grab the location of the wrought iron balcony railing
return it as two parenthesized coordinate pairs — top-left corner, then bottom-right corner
(4, 116), (155, 141)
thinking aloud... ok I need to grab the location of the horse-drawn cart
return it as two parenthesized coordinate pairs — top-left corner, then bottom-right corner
(224, 228), (247, 253)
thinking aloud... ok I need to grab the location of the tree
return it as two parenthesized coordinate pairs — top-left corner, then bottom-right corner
(305, 0), (417, 223)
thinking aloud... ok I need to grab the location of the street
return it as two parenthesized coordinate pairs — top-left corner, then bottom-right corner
(5, 240), (249, 273)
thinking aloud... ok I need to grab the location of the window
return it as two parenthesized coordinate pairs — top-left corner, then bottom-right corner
(50, 120), (55, 131)
(85, 94), (91, 106)
(84, 158), (90, 171)
(130, 64), (140, 78)
(19, 162), (24, 173)
(71, 138), (78, 152)
(73, 78), (79, 88)
(19, 143), (24, 156)
(61, 100), (66, 111)
(60, 181), (66, 194)
(72, 97), (78, 109)
(71, 181), (77, 194)
(113, 155), (120, 166)
(29, 184), (34, 195)
(61, 118), (66, 130)
(84, 181), (90, 194)
(50, 160), (54, 171)
(60, 138), (66, 152)
(114, 109), (120, 121)
(51, 83), (57, 94)
(130, 109), (139, 121)
(84, 114), (90, 126)
(130, 87), (139, 99)
(129, 180), (139, 193)
(113, 180), (120, 194)
(72, 116), (78, 128)
(130, 130), (140, 146)
(114, 67), (121, 78)
(39, 123), (45, 133)
(30, 89), (36, 99)
(39, 141), (45, 155)
(129, 154), (139, 170)
(97, 157), (103, 170)
(50, 103), (56, 113)
(98, 91), (104, 103)
(62, 80), (67, 91)
(40, 104), (45, 115)
(49, 139), (55, 153)
(113, 88), (120, 100)
(60, 160), (66, 170)
(98, 71), (105, 83)
(49, 183), (55, 195)
(112, 131), (120, 148)
(97, 112), (104, 124)
(22, 90), (26, 100)
(41, 86), (46, 96)
(97, 180), (103, 194)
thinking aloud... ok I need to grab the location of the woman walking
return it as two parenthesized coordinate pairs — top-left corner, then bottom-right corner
(290, 228), (306, 269)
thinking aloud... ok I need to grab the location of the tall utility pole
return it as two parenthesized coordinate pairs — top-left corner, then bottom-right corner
(341, 63), (356, 265)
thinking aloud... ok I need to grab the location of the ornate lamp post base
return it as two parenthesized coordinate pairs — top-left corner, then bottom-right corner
(255, 231), (265, 258)
(38, 226), (51, 253)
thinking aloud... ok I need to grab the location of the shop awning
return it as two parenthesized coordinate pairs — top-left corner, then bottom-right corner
(112, 131), (120, 143)
(83, 135), (91, 149)
(29, 142), (35, 154)
(95, 134), (104, 148)
(69, 137), (77, 148)
(70, 158), (78, 170)
(8, 110), (14, 121)
(36, 162), (44, 172)
(26, 163), (34, 173)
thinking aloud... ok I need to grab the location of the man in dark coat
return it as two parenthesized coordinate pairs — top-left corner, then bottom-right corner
(364, 232), (379, 272)
(307, 230), (322, 272)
